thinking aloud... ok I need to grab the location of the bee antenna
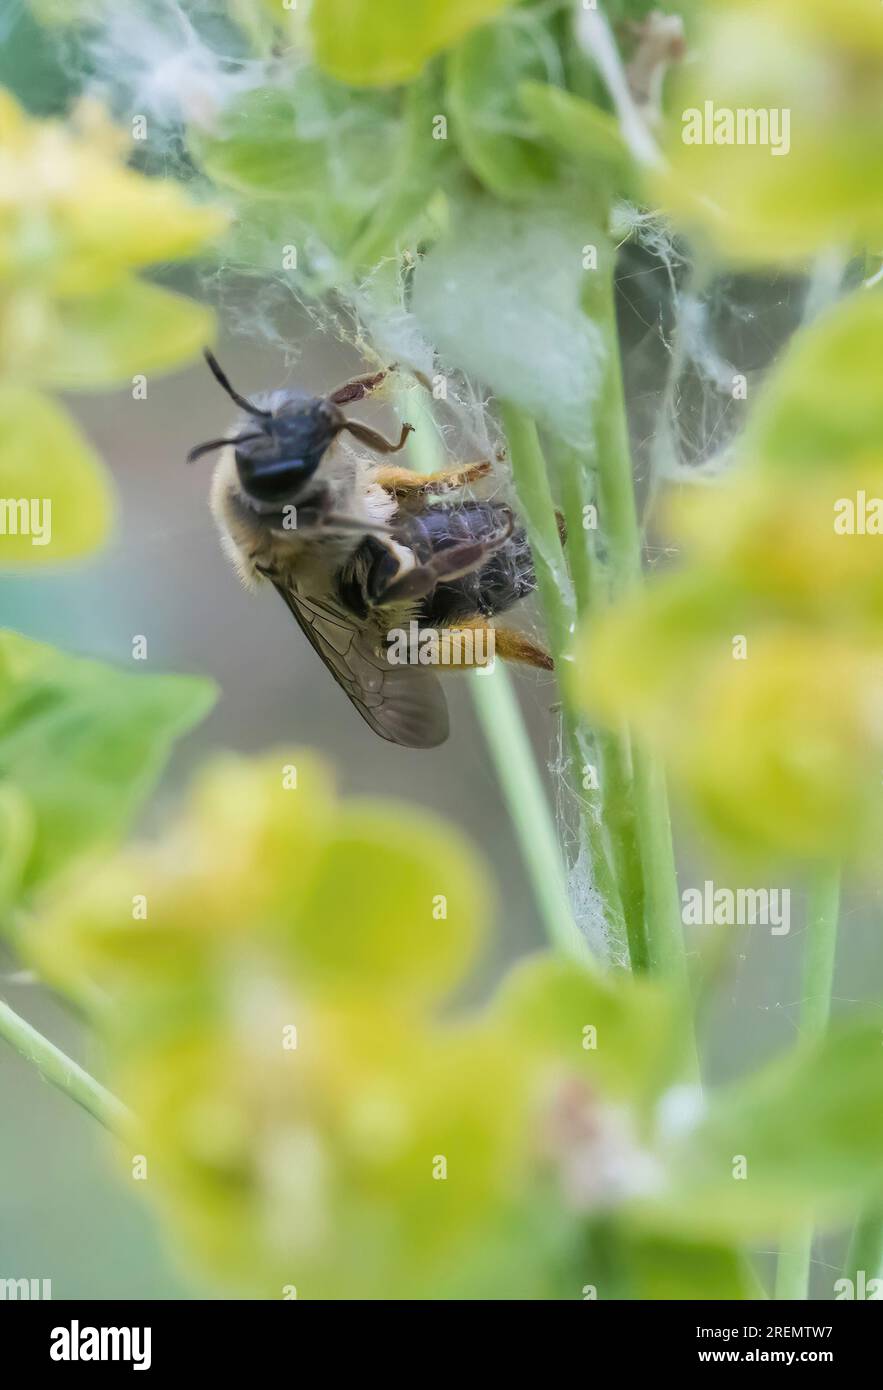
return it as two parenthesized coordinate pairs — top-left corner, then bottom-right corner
(202, 348), (272, 419)
(186, 432), (265, 465)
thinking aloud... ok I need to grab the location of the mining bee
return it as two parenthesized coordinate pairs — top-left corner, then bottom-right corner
(189, 350), (552, 747)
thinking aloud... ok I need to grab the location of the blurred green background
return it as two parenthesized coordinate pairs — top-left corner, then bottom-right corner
(2, 0), (882, 1300)
(3, 292), (882, 1299)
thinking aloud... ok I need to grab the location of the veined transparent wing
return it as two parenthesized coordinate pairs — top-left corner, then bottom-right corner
(269, 581), (449, 749)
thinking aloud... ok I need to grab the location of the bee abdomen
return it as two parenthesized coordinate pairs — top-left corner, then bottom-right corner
(403, 502), (536, 625)
(336, 501), (538, 626)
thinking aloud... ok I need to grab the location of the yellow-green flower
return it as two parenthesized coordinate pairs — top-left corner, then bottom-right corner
(33, 753), (543, 1298)
(0, 92), (227, 303)
(0, 87), (227, 568)
(667, 457), (883, 635)
(32, 748), (883, 1297)
(579, 283), (883, 866)
(657, 0), (883, 263)
(581, 567), (883, 866)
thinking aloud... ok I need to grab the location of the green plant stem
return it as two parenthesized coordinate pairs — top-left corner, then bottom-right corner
(774, 865), (841, 1300)
(470, 665), (589, 963)
(842, 1210), (883, 1293)
(401, 386), (597, 963)
(558, 460), (595, 616)
(592, 266), (688, 986)
(0, 997), (130, 1135)
(498, 402), (575, 658)
(630, 748), (686, 980)
(347, 73), (443, 271)
(557, 445), (648, 970)
(592, 287), (642, 594)
(599, 735), (648, 970)
(498, 402), (627, 958)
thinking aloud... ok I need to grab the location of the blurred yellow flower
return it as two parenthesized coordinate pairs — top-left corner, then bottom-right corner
(35, 752), (490, 1007)
(656, 0), (883, 263)
(579, 279), (883, 867)
(581, 544), (883, 865)
(34, 746), (872, 1296)
(32, 752), (536, 1297)
(667, 458), (883, 634)
(31, 749), (694, 1297)
(0, 86), (227, 568)
(0, 89), (228, 302)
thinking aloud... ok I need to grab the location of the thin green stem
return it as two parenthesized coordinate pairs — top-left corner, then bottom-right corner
(774, 865), (841, 1300)
(557, 444), (647, 970)
(558, 457), (595, 617)
(800, 867), (841, 1035)
(592, 264), (688, 986)
(401, 385), (596, 962)
(347, 73), (440, 272)
(0, 996), (130, 1135)
(499, 402), (627, 959)
(498, 402), (574, 657)
(401, 381), (447, 473)
(470, 665), (589, 963)
(592, 283), (643, 596)
(842, 1210), (883, 1295)
(630, 748), (686, 981)
(596, 726), (649, 974)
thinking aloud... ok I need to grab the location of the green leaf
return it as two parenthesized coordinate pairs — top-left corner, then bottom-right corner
(637, 1022), (883, 1241)
(0, 0), (82, 116)
(191, 78), (402, 256)
(192, 86), (330, 201)
(0, 631), (216, 897)
(412, 196), (608, 447)
(346, 69), (453, 267)
(446, 19), (561, 199)
(310, 0), (516, 87)
(0, 387), (111, 566)
(518, 82), (632, 187)
(34, 281), (216, 390)
(742, 290), (883, 476)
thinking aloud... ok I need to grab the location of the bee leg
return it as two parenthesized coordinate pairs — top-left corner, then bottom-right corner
(374, 460), (493, 497)
(342, 419), (415, 454)
(328, 365), (397, 406)
(489, 626), (554, 671)
(439, 618), (554, 671)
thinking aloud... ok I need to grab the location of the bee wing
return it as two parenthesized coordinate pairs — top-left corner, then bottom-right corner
(269, 581), (449, 749)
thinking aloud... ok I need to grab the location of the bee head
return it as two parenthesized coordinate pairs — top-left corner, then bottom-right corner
(187, 350), (346, 504)
(233, 397), (344, 505)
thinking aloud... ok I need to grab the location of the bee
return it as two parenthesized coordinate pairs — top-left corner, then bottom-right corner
(189, 349), (553, 748)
